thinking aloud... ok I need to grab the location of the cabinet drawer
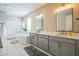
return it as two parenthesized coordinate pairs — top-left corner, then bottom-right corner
(30, 39), (33, 44)
(38, 42), (48, 52)
(38, 37), (48, 44)
(38, 34), (48, 39)
(49, 36), (75, 45)
(30, 33), (34, 36)
(33, 42), (37, 46)
(59, 38), (75, 45)
(31, 33), (37, 37)
(49, 39), (60, 56)
(34, 39), (37, 43)
(34, 36), (37, 42)
(30, 36), (34, 39)
(49, 36), (61, 41)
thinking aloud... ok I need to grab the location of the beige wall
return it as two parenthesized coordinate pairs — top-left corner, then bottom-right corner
(72, 4), (79, 32)
(25, 3), (79, 32)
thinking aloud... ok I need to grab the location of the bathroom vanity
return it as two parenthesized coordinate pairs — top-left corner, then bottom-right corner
(29, 32), (79, 56)
(28, 8), (79, 56)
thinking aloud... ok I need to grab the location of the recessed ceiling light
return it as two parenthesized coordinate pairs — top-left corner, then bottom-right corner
(7, 6), (10, 8)
(4, 4), (10, 8)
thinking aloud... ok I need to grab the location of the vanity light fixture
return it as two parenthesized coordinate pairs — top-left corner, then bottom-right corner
(66, 3), (72, 8)
(61, 3), (71, 7)
(61, 3), (66, 6)
(56, 3), (72, 12)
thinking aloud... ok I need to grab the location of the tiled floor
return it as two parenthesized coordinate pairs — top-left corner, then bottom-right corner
(0, 36), (29, 56)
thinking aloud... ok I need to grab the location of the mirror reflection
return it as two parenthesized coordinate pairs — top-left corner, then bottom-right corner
(56, 8), (73, 32)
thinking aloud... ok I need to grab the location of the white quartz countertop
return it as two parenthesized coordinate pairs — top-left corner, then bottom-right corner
(30, 31), (79, 40)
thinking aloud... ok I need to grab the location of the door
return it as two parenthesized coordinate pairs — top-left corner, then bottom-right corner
(49, 39), (60, 56)
(60, 42), (75, 56)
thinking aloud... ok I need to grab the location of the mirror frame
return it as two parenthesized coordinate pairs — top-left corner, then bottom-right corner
(56, 8), (73, 32)
(35, 16), (43, 32)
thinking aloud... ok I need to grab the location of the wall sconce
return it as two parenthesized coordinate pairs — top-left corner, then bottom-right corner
(36, 14), (43, 18)
(61, 3), (66, 6)
(61, 3), (70, 6)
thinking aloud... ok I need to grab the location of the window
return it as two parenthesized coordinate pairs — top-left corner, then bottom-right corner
(27, 17), (31, 31)
(22, 21), (26, 29)
(35, 15), (43, 32)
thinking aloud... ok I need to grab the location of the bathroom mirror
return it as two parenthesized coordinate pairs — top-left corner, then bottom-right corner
(35, 15), (43, 32)
(56, 8), (73, 32)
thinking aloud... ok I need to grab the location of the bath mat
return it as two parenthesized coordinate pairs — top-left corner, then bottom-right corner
(24, 46), (48, 56)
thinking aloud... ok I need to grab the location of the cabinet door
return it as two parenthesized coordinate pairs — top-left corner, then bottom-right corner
(38, 41), (48, 52)
(30, 33), (38, 46)
(60, 42), (75, 56)
(30, 33), (34, 44)
(75, 40), (79, 56)
(49, 39), (59, 56)
(38, 37), (48, 45)
(33, 34), (38, 46)
(38, 37), (48, 52)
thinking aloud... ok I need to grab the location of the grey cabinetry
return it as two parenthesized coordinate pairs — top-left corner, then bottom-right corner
(75, 40), (79, 56)
(59, 38), (75, 56)
(30, 33), (38, 46)
(49, 36), (75, 56)
(33, 34), (38, 46)
(49, 39), (59, 56)
(30, 33), (77, 56)
(59, 42), (75, 56)
(38, 34), (49, 52)
(30, 33), (34, 44)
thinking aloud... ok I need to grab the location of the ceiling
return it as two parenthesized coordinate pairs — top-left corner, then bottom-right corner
(0, 3), (46, 17)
